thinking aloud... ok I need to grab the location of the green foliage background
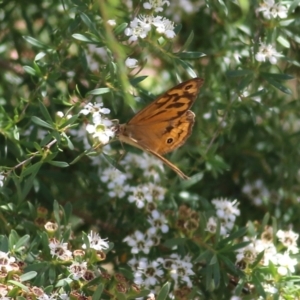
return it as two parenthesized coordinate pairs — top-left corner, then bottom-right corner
(0, 0), (300, 299)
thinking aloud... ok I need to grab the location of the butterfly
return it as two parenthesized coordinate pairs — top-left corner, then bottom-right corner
(116, 78), (204, 179)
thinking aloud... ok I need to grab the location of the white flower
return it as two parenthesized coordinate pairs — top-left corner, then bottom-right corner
(49, 239), (73, 261)
(80, 102), (110, 116)
(164, 254), (194, 288)
(107, 19), (116, 27)
(276, 229), (299, 254)
(125, 16), (152, 42)
(123, 230), (154, 254)
(0, 286), (11, 300)
(139, 258), (164, 287)
(152, 16), (176, 39)
(242, 179), (270, 206)
(82, 231), (109, 251)
(143, 0), (170, 12)
(257, 0), (288, 19)
(0, 173), (5, 187)
(86, 120), (114, 144)
(147, 182), (166, 201)
(235, 241), (257, 264)
(276, 252), (297, 275)
(236, 236), (278, 267)
(100, 167), (127, 187)
(211, 198), (240, 235)
(68, 261), (88, 280)
(0, 251), (16, 273)
(140, 152), (165, 179)
(59, 294), (69, 300)
(147, 210), (169, 233)
(212, 198), (240, 222)
(128, 184), (153, 208)
(80, 102), (114, 144)
(125, 57), (138, 68)
(205, 216), (218, 234)
(255, 43), (281, 65)
(108, 182), (130, 198)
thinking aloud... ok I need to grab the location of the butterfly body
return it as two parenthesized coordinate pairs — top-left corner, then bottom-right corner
(117, 78), (204, 179)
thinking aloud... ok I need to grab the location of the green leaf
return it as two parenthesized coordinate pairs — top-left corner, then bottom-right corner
(163, 237), (187, 248)
(261, 72), (294, 81)
(23, 36), (48, 49)
(72, 33), (94, 43)
(59, 114), (79, 129)
(156, 282), (171, 300)
(22, 162), (42, 178)
(180, 172), (203, 189)
(92, 284), (104, 300)
(80, 12), (98, 33)
(7, 280), (29, 292)
(31, 116), (54, 130)
(20, 271), (37, 282)
(252, 273), (266, 298)
(113, 22), (128, 35)
(39, 102), (53, 123)
(47, 161), (69, 168)
(261, 213), (270, 229)
(23, 66), (37, 76)
(87, 88), (111, 95)
(177, 51), (206, 59)
(35, 52), (46, 61)
(194, 249), (214, 263)
(181, 30), (194, 52)
(277, 35), (290, 48)
(264, 77), (292, 94)
(226, 69), (253, 77)
(55, 278), (73, 287)
(53, 200), (61, 225)
(14, 235), (30, 251)
(0, 236), (9, 252)
(8, 230), (19, 249)
(62, 133), (75, 150)
(177, 59), (197, 78)
(219, 227), (248, 247)
(130, 76), (148, 86)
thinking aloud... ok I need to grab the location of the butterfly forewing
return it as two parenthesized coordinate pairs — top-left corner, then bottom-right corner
(127, 78), (203, 125)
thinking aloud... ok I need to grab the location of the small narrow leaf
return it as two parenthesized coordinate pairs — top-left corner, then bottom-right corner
(31, 116), (54, 130)
(156, 282), (171, 300)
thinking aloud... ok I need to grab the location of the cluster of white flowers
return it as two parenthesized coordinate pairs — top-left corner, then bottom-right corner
(143, 0), (170, 12)
(254, 1), (288, 66)
(236, 227), (298, 276)
(127, 254), (194, 289)
(125, 0), (176, 45)
(206, 198), (240, 236)
(99, 152), (166, 205)
(257, 0), (288, 19)
(165, 0), (203, 22)
(242, 179), (270, 206)
(255, 42), (282, 65)
(164, 254), (194, 288)
(79, 101), (114, 145)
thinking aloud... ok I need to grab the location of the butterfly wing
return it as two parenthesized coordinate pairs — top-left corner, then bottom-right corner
(117, 77), (204, 178)
(120, 110), (195, 155)
(127, 78), (203, 124)
(119, 78), (203, 154)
